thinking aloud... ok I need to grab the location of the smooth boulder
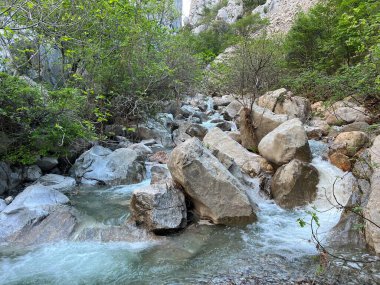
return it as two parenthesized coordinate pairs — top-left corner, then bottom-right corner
(36, 174), (76, 193)
(73, 145), (145, 185)
(271, 159), (319, 208)
(258, 118), (311, 165)
(168, 138), (256, 225)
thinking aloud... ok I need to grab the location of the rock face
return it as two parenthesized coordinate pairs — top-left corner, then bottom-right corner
(251, 104), (288, 143)
(73, 145), (145, 185)
(364, 135), (380, 254)
(36, 157), (58, 171)
(256, 88), (311, 122)
(0, 184), (70, 242)
(258, 118), (311, 165)
(203, 127), (272, 177)
(131, 183), (187, 233)
(216, 0), (244, 24)
(271, 159), (319, 208)
(168, 138), (256, 225)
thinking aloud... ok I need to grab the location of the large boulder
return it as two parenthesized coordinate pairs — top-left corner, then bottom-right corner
(271, 159), (319, 208)
(168, 138), (257, 225)
(256, 88), (311, 122)
(223, 100), (242, 120)
(258, 118), (311, 165)
(325, 101), (371, 126)
(36, 174), (76, 193)
(0, 184), (70, 242)
(330, 131), (369, 157)
(73, 145), (145, 185)
(131, 183), (187, 233)
(23, 165), (43, 182)
(304, 119), (329, 140)
(364, 135), (380, 254)
(203, 127), (272, 177)
(251, 104), (289, 143)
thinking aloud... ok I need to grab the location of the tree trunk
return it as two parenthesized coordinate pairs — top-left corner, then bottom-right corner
(240, 107), (257, 151)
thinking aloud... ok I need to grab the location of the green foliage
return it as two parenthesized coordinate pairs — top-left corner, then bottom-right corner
(283, 0), (380, 102)
(242, 0), (266, 14)
(0, 73), (94, 164)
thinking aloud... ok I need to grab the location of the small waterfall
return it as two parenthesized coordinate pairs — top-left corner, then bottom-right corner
(206, 96), (214, 112)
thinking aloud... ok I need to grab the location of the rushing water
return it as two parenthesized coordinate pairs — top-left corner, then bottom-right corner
(0, 141), (379, 284)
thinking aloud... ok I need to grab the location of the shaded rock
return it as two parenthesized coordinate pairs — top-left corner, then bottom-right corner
(140, 139), (157, 146)
(364, 135), (380, 254)
(227, 131), (242, 144)
(330, 131), (369, 157)
(73, 145), (145, 185)
(168, 138), (257, 225)
(137, 117), (173, 148)
(352, 149), (373, 180)
(223, 100), (242, 120)
(214, 120), (234, 131)
(131, 183), (187, 233)
(212, 95), (234, 107)
(204, 127), (272, 177)
(258, 118), (311, 165)
(329, 152), (351, 172)
(36, 174), (76, 193)
(271, 159), (319, 208)
(7, 206), (77, 246)
(185, 123), (208, 139)
(150, 143), (165, 153)
(149, 151), (169, 164)
(150, 164), (172, 185)
(23, 165), (43, 182)
(36, 157), (58, 171)
(256, 88), (311, 122)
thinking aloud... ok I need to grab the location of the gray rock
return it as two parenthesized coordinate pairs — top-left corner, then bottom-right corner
(36, 174), (76, 193)
(0, 184), (70, 241)
(36, 157), (59, 171)
(271, 159), (319, 208)
(137, 117), (173, 148)
(151, 164), (172, 185)
(0, 162), (22, 195)
(73, 145), (145, 185)
(23, 165), (43, 182)
(168, 138), (257, 225)
(128, 143), (153, 158)
(185, 124), (208, 139)
(223, 100), (242, 120)
(0, 199), (6, 212)
(131, 183), (187, 233)
(258, 118), (311, 165)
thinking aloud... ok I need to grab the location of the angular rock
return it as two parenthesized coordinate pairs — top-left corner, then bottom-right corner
(150, 164), (172, 185)
(212, 95), (234, 107)
(128, 143), (153, 158)
(251, 104), (289, 143)
(168, 138), (256, 225)
(271, 159), (319, 208)
(329, 152), (351, 172)
(364, 135), (380, 254)
(216, 0), (243, 24)
(23, 165), (43, 182)
(256, 88), (311, 122)
(185, 123), (208, 139)
(7, 206), (77, 246)
(73, 145), (145, 185)
(0, 184), (70, 241)
(131, 183), (187, 233)
(223, 100), (242, 120)
(36, 157), (59, 171)
(305, 119), (329, 140)
(36, 174), (76, 193)
(352, 149), (373, 180)
(204, 127), (272, 177)
(137, 117), (173, 148)
(258, 118), (311, 165)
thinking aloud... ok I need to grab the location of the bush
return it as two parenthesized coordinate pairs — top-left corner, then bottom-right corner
(0, 73), (94, 164)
